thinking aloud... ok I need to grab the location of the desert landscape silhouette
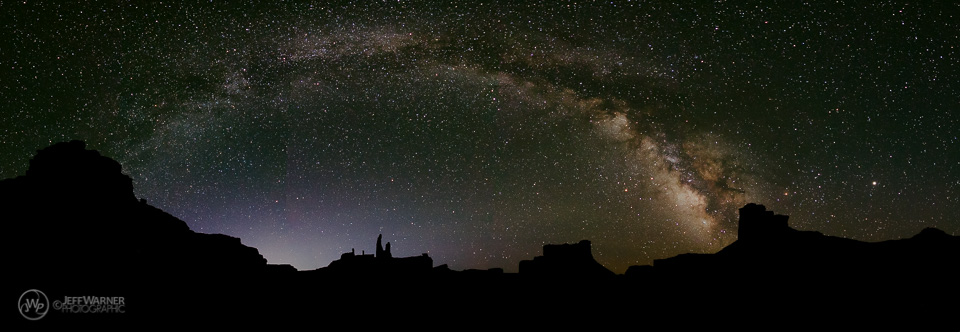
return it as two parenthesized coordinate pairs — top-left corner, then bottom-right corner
(7, 141), (958, 329)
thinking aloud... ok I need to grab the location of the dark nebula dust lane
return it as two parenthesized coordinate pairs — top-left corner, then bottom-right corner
(2, 1), (958, 273)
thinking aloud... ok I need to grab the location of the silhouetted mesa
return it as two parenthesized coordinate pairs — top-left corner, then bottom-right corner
(519, 240), (614, 278)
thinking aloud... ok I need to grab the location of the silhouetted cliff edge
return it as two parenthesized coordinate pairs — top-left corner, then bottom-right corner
(3, 141), (287, 277)
(4, 141), (295, 324)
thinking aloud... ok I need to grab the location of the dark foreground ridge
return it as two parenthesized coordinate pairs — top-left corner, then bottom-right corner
(6, 141), (958, 329)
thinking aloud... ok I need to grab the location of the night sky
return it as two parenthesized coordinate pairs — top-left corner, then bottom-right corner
(3, 1), (957, 273)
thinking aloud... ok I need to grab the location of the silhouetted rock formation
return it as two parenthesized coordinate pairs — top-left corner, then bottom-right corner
(375, 233), (393, 259)
(736, 202), (790, 241)
(6, 141), (958, 328)
(651, 204), (959, 280)
(318, 234), (431, 276)
(519, 240), (614, 279)
(3, 141), (283, 311)
(626, 203), (960, 330)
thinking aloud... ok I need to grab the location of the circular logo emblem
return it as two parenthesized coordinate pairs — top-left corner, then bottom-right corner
(18, 289), (49, 320)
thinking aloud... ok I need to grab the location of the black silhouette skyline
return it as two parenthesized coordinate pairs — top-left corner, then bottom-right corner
(7, 141), (958, 328)
(3, 1), (958, 275)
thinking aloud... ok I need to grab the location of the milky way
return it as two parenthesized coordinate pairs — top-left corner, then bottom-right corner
(3, 1), (958, 273)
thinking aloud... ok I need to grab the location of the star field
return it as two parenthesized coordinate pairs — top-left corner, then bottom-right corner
(2, 1), (958, 273)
